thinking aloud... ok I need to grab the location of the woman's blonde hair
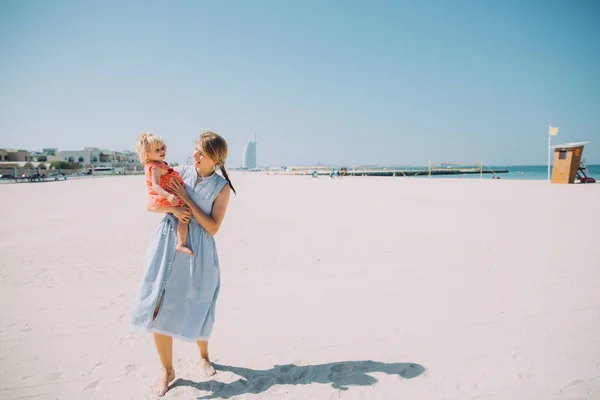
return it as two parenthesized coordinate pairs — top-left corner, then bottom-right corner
(136, 132), (166, 165)
(198, 131), (236, 194)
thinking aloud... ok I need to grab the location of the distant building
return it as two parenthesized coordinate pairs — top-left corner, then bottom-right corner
(2, 149), (30, 162)
(59, 147), (141, 172)
(242, 134), (257, 169)
(30, 148), (62, 163)
(42, 148), (59, 156)
(61, 148), (101, 165)
(0, 145), (142, 175)
(0, 149), (50, 176)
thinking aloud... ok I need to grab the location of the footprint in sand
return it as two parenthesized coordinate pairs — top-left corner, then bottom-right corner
(82, 379), (101, 392)
(89, 360), (107, 375)
(566, 379), (583, 388)
(330, 364), (352, 374)
(290, 366), (313, 382)
(247, 376), (275, 393)
(517, 372), (532, 380)
(328, 391), (342, 400)
(100, 301), (116, 311)
(45, 372), (61, 382)
(125, 364), (138, 377)
(456, 382), (480, 390)
(277, 365), (294, 384)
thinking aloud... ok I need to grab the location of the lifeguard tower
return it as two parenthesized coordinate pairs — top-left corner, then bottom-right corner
(551, 142), (593, 184)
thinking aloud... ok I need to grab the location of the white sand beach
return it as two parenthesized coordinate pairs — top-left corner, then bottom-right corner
(1, 173), (599, 400)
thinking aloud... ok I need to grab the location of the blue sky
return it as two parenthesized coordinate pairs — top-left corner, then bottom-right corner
(1, 0), (599, 166)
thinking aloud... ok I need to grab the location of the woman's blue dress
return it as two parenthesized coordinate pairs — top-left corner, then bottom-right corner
(131, 165), (227, 341)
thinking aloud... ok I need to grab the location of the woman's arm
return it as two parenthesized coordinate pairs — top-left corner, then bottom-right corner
(147, 204), (192, 223)
(168, 179), (231, 236)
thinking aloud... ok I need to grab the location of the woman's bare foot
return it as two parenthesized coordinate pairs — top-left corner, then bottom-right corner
(200, 358), (216, 377)
(154, 369), (175, 397)
(175, 245), (194, 256)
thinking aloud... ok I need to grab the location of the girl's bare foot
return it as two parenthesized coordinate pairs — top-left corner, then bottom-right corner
(154, 369), (175, 397)
(200, 358), (216, 377)
(175, 246), (194, 256)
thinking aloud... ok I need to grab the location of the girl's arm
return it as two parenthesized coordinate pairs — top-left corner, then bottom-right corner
(147, 204), (192, 223)
(168, 179), (231, 236)
(151, 164), (178, 205)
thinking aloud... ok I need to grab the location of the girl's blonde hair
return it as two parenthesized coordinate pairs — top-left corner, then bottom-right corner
(136, 132), (166, 165)
(198, 131), (236, 194)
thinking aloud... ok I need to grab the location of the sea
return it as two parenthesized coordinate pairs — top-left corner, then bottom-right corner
(427, 164), (600, 180)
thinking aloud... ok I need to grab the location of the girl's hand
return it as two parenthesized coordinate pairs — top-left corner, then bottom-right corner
(169, 180), (190, 204)
(172, 206), (192, 223)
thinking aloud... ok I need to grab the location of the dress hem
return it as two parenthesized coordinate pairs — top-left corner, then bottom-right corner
(131, 323), (211, 343)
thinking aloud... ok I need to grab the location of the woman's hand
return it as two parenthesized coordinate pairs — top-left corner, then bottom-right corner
(169, 179), (191, 205)
(171, 206), (192, 223)
(167, 193), (180, 206)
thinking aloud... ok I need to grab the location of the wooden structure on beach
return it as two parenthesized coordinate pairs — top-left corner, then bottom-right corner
(551, 142), (590, 184)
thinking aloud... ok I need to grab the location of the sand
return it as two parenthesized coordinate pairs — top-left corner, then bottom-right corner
(1, 173), (599, 399)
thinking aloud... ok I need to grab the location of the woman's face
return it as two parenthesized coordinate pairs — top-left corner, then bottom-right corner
(193, 143), (216, 170)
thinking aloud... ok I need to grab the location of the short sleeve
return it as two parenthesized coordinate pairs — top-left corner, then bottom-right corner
(147, 161), (167, 174)
(214, 175), (228, 196)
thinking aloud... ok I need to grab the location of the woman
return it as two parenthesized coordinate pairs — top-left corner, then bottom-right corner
(131, 131), (236, 396)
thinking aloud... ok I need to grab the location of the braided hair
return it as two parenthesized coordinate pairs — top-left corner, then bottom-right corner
(218, 165), (236, 195)
(198, 131), (236, 195)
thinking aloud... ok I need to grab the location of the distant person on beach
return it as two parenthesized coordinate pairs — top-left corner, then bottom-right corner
(136, 132), (193, 256)
(131, 131), (235, 397)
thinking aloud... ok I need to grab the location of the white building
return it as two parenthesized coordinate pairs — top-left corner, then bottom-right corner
(60, 147), (102, 165)
(242, 134), (257, 169)
(59, 147), (141, 172)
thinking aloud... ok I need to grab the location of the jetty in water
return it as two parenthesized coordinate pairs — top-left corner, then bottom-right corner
(279, 163), (509, 177)
(310, 168), (508, 177)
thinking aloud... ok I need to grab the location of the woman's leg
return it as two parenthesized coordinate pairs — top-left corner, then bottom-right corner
(197, 340), (216, 376)
(153, 333), (176, 396)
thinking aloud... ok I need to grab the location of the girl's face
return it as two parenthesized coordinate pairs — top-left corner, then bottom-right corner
(193, 143), (216, 170)
(147, 144), (167, 163)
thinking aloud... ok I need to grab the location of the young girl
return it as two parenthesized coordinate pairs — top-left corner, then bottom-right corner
(136, 132), (194, 256)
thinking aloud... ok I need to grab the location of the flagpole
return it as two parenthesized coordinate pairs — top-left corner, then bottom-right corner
(548, 123), (551, 181)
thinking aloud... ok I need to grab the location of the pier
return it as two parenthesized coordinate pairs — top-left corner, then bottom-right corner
(318, 168), (508, 177)
(280, 162), (509, 177)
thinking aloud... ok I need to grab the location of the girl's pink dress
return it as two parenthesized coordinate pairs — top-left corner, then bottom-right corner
(145, 161), (185, 207)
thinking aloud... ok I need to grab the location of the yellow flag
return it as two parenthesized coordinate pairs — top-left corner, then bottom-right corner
(549, 126), (559, 136)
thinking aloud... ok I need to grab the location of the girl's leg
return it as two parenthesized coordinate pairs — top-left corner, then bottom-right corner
(153, 333), (176, 396)
(175, 220), (194, 256)
(197, 341), (216, 376)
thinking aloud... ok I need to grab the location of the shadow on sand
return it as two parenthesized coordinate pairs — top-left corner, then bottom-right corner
(170, 360), (425, 399)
